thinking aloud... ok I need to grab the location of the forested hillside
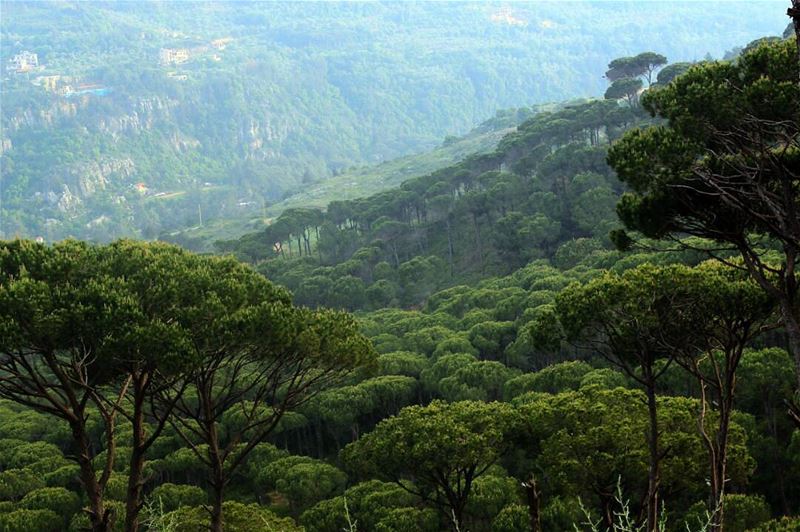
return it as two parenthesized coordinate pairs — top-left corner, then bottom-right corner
(0, 1), (788, 241)
(0, 6), (799, 532)
(162, 106), (537, 252)
(221, 94), (639, 309)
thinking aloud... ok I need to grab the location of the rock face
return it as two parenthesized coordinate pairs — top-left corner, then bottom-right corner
(242, 116), (291, 160)
(97, 97), (180, 137)
(52, 185), (81, 212)
(170, 132), (201, 151)
(244, 116), (292, 161)
(75, 158), (136, 197)
(48, 157), (136, 212)
(3, 74), (309, 239)
(6, 100), (81, 131)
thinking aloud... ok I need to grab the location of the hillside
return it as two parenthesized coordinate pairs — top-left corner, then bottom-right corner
(0, 14), (798, 532)
(220, 90), (651, 306)
(0, 1), (788, 242)
(162, 105), (539, 251)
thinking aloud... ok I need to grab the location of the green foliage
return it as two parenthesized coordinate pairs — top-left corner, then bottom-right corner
(301, 480), (427, 532)
(260, 456), (347, 513)
(517, 386), (755, 521)
(148, 483), (206, 513)
(655, 62), (693, 85)
(604, 77), (643, 106)
(0, 23), (798, 532)
(605, 52), (668, 84)
(606, 40), (800, 397)
(239, 96), (639, 309)
(373, 507), (440, 532)
(750, 517), (800, 531)
(468, 321), (517, 362)
(163, 501), (302, 532)
(433, 335), (479, 358)
(0, 469), (45, 501)
(684, 494), (771, 532)
(43, 465), (80, 488)
(610, 38), (799, 244)
(503, 361), (594, 399)
(420, 353), (478, 394)
(342, 400), (522, 528)
(19, 487), (80, 519)
(0, 508), (63, 532)
(541, 497), (584, 531)
(1, 2), (784, 242)
(439, 360), (520, 402)
(377, 351), (430, 378)
(491, 504), (529, 532)
(466, 473), (521, 525)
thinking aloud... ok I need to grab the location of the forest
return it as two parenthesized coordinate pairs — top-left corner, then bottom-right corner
(0, 5), (799, 532)
(0, 1), (789, 242)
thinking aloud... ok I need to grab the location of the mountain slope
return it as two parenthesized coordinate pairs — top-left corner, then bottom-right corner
(0, 1), (788, 241)
(162, 106), (536, 251)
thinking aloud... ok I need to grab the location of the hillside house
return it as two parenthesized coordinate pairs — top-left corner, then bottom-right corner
(7, 51), (39, 73)
(159, 48), (190, 66)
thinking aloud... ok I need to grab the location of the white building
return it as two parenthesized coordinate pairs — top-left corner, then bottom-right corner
(159, 48), (189, 66)
(7, 51), (39, 72)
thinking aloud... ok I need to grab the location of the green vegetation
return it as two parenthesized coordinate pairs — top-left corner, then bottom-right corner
(220, 80), (657, 309)
(0, 2), (787, 241)
(0, 239), (376, 531)
(163, 112), (529, 252)
(0, 9), (798, 532)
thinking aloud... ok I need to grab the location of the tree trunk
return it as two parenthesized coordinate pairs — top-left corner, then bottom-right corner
(445, 217), (454, 277)
(448, 499), (466, 532)
(210, 478), (225, 532)
(73, 421), (112, 532)
(523, 475), (542, 532)
(645, 375), (660, 532)
(208, 436), (226, 532)
(782, 302), (800, 390)
(699, 381), (726, 532)
(599, 490), (614, 531)
(710, 407), (731, 532)
(204, 381), (226, 532)
(125, 377), (148, 532)
(779, 299), (800, 427)
(125, 446), (146, 532)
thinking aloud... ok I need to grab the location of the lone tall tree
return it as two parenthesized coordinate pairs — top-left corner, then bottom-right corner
(607, 38), (800, 416)
(0, 241), (125, 532)
(606, 52), (668, 85)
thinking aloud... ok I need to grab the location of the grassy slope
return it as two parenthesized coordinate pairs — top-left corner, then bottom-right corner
(266, 125), (515, 215)
(165, 116), (519, 250)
